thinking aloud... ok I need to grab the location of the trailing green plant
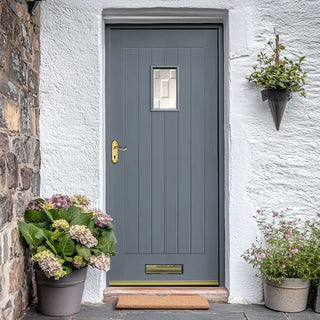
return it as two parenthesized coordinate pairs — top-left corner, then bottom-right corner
(248, 31), (307, 97)
(242, 210), (320, 284)
(19, 194), (117, 280)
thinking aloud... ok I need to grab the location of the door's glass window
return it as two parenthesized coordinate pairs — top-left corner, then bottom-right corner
(152, 67), (178, 111)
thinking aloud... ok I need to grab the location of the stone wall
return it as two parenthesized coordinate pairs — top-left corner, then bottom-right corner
(0, 1), (40, 318)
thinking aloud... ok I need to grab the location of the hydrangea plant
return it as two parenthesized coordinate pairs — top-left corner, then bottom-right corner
(242, 210), (320, 284)
(19, 194), (116, 280)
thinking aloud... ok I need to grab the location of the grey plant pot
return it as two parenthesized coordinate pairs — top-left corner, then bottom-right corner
(264, 278), (310, 313)
(261, 89), (292, 130)
(35, 267), (88, 317)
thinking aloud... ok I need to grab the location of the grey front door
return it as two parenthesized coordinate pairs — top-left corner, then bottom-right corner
(106, 26), (223, 285)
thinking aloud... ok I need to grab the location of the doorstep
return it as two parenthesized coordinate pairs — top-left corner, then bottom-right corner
(103, 287), (229, 303)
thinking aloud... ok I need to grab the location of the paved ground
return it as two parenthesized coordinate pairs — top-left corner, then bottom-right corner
(21, 303), (320, 320)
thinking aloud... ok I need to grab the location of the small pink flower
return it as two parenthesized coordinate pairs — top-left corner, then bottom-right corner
(257, 210), (261, 213)
(317, 212), (320, 217)
(272, 211), (279, 217)
(285, 234), (290, 240)
(291, 249), (299, 254)
(282, 264), (286, 268)
(256, 265), (261, 269)
(288, 228), (293, 234)
(257, 253), (266, 259)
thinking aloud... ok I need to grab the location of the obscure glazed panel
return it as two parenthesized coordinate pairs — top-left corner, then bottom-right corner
(152, 67), (178, 110)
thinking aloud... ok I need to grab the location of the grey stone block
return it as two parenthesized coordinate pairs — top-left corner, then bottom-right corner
(125, 312), (244, 320)
(26, 138), (40, 166)
(0, 75), (19, 102)
(21, 22), (32, 54)
(0, 152), (6, 189)
(0, 32), (6, 68)
(3, 232), (8, 263)
(73, 304), (123, 318)
(9, 44), (26, 85)
(287, 307), (320, 319)
(0, 194), (8, 228)
(28, 68), (38, 93)
(20, 89), (31, 134)
(6, 152), (18, 189)
(245, 312), (287, 320)
(21, 310), (71, 320)
(12, 137), (26, 164)
(20, 167), (33, 190)
(16, 191), (26, 217)
(0, 132), (9, 152)
(0, 98), (7, 128)
(31, 171), (40, 196)
(9, 1), (17, 14)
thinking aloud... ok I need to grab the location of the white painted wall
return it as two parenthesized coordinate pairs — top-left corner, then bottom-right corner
(40, 0), (320, 303)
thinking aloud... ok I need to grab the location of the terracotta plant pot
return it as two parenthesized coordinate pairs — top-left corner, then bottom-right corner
(264, 278), (310, 312)
(35, 267), (87, 317)
(261, 89), (292, 130)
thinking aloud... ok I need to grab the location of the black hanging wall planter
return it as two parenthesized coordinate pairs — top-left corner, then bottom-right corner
(261, 89), (292, 130)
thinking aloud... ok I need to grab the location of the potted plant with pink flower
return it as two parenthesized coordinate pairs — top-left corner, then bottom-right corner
(19, 194), (116, 317)
(242, 210), (320, 312)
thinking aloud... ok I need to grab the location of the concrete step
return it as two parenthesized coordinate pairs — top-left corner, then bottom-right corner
(103, 287), (229, 303)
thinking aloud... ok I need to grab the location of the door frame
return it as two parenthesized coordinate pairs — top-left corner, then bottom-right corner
(103, 8), (228, 287)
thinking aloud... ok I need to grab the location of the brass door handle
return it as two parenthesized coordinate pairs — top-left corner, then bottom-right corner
(112, 140), (127, 164)
(117, 146), (128, 151)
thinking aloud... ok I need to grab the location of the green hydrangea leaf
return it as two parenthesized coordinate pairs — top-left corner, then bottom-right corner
(18, 221), (45, 246)
(98, 230), (117, 253)
(76, 244), (91, 262)
(56, 234), (75, 256)
(70, 213), (93, 227)
(50, 209), (62, 220)
(25, 209), (48, 223)
(62, 206), (81, 222)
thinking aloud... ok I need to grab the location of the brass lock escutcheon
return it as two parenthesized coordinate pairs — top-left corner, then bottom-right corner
(112, 140), (127, 164)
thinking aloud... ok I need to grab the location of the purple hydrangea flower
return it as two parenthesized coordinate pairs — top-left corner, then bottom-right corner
(28, 200), (43, 211)
(92, 209), (114, 227)
(48, 194), (72, 210)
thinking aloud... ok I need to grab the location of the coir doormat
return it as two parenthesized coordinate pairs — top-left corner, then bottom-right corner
(116, 295), (210, 309)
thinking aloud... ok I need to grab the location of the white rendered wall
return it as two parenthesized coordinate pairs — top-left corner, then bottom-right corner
(40, 0), (320, 303)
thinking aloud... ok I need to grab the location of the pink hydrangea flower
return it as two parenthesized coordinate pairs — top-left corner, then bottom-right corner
(89, 253), (110, 272)
(69, 225), (98, 248)
(28, 200), (43, 211)
(92, 209), (113, 227)
(48, 194), (72, 210)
